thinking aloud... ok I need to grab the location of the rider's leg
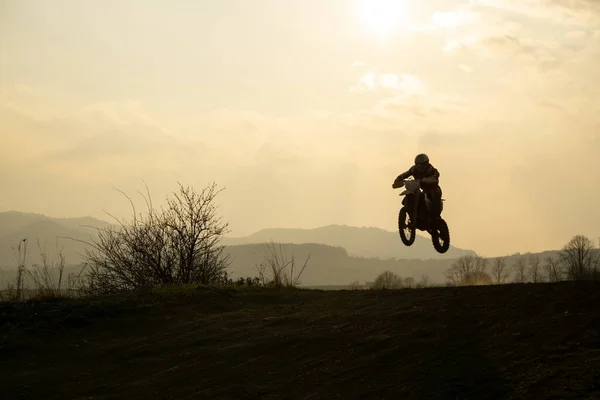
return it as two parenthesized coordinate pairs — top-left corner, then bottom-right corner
(426, 187), (442, 218)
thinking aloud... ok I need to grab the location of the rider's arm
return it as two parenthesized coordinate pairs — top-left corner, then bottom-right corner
(420, 166), (440, 185)
(392, 167), (414, 188)
(397, 169), (413, 180)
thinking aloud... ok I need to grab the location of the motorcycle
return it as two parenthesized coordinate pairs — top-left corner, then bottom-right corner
(392, 177), (451, 254)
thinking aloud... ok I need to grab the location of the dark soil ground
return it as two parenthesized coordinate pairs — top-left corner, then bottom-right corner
(1, 281), (600, 399)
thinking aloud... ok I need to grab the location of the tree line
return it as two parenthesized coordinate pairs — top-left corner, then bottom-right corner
(445, 235), (600, 286)
(362, 235), (599, 290)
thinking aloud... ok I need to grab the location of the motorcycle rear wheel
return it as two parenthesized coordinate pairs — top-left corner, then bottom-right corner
(431, 218), (450, 253)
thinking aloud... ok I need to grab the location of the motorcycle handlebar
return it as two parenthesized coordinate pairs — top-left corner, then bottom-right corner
(392, 178), (416, 189)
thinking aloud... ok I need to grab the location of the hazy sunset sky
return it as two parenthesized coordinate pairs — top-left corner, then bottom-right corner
(1, 0), (599, 256)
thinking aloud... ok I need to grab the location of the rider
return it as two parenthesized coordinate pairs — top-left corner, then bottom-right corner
(392, 153), (443, 221)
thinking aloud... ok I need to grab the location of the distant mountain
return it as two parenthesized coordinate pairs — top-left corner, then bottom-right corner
(0, 211), (107, 268)
(0, 211), (111, 236)
(0, 213), (475, 267)
(222, 225), (477, 260)
(0, 212), (563, 286)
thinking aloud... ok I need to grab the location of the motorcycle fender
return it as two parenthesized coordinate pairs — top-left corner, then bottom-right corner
(400, 190), (409, 196)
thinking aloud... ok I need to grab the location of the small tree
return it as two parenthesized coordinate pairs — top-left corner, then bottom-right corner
(445, 255), (491, 286)
(513, 256), (527, 283)
(370, 270), (404, 289)
(490, 256), (510, 284)
(528, 254), (543, 283)
(559, 235), (599, 280)
(543, 256), (562, 282)
(83, 182), (231, 294)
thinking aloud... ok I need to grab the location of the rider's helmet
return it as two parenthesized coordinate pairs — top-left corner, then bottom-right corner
(414, 153), (429, 173)
(415, 153), (429, 165)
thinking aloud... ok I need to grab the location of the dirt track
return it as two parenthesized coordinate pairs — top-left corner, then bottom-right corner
(1, 281), (600, 399)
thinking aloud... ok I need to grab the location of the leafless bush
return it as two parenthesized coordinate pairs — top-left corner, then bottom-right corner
(559, 235), (600, 280)
(254, 242), (310, 287)
(415, 275), (430, 288)
(490, 256), (510, 284)
(81, 182), (231, 295)
(348, 281), (365, 290)
(1, 239), (86, 302)
(1, 239), (28, 301)
(403, 276), (415, 288)
(445, 255), (491, 286)
(370, 270), (404, 289)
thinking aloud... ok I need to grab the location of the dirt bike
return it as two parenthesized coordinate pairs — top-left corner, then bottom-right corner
(392, 177), (451, 254)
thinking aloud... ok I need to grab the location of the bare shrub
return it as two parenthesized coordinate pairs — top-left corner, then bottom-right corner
(1, 239), (29, 301)
(370, 270), (404, 289)
(231, 276), (261, 286)
(415, 275), (430, 288)
(25, 239), (87, 298)
(82, 182), (231, 295)
(1, 239), (86, 302)
(490, 256), (510, 284)
(254, 242), (310, 287)
(348, 281), (365, 290)
(445, 255), (491, 286)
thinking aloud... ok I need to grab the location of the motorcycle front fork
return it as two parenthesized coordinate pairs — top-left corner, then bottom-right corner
(411, 192), (420, 229)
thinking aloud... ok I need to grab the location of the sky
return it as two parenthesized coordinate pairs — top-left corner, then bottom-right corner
(1, 0), (599, 257)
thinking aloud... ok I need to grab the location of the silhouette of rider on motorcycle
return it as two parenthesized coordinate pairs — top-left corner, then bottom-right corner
(392, 153), (443, 222)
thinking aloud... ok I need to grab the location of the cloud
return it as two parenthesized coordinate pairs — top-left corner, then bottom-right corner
(432, 9), (481, 29)
(351, 72), (377, 92)
(473, 0), (600, 25)
(82, 100), (159, 127)
(565, 30), (586, 38)
(481, 35), (526, 55)
(443, 35), (478, 55)
(458, 64), (473, 73)
(535, 99), (568, 111)
(440, 23), (584, 77)
(456, 34), (563, 58)
(365, 90), (472, 129)
(547, 0), (600, 23)
(350, 73), (427, 96)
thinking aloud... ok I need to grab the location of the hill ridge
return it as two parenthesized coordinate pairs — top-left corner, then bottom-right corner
(222, 223), (476, 260)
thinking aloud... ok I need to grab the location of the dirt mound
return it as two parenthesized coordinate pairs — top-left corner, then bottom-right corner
(2, 281), (600, 399)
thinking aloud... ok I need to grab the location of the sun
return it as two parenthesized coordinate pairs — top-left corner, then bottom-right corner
(357, 0), (407, 38)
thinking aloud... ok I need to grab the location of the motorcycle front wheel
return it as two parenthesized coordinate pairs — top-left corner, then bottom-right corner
(398, 207), (416, 246)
